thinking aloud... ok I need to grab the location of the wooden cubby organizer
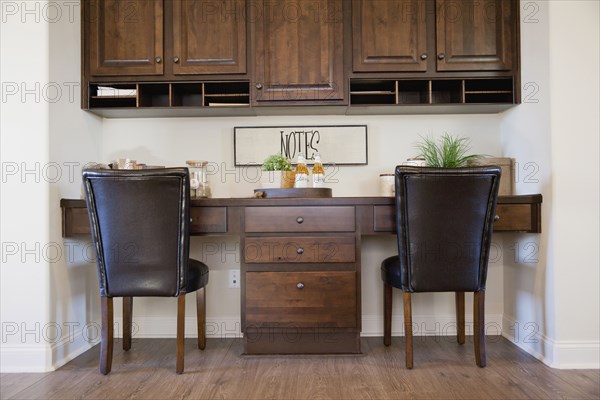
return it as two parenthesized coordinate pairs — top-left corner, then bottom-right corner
(348, 78), (515, 114)
(87, 81), (252, 117)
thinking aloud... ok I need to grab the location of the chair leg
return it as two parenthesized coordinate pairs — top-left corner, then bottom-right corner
(196, 288), (206, 350)
(123, 297), (133, 351)
(474, 290), (486, 367)
(100, 296), (114, 375)
(403, 292), (413, 369)
(455, 291), (465, 345)
(176, 294), (186, 374)
(383, 283), (392, 347)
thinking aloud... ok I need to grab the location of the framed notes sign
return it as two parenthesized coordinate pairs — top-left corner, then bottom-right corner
(234, 125), (368, 166)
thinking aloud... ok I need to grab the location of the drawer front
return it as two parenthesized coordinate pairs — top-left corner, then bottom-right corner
(190, 207), (227, 233)
(373, 205), (395, 232)
(245, 206), (355, 233)
(373, 204), (536, 233)
(493, 204), (532, 231)
(246, 271), (357, 328)
(244, 236), (355, 263)
(64, 208), (92, 236)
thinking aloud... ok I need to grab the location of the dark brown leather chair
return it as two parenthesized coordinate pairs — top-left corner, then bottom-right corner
(381, 166), (501, 368)
(82, 168), (209, 374)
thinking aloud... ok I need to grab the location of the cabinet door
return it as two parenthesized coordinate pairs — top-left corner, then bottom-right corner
(435, 0), (514, 71)
(89, 0), (164, 76)
(352, 0), (427, 72)
(252, 0), (345, 103)
(172, 0), (246, 75)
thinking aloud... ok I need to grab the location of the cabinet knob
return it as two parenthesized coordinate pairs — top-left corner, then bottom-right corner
(256, 83), (263, 90)
(437, 53), (445, 60)
(173, 56), (180, 63)
(420, 53), (428, 60)
(155, 56), (162, 63)
(296, 217), (304, 224)
(494, 215), (500, 221)
(296, 282), (305, 289)
(296, 247), (304, 255)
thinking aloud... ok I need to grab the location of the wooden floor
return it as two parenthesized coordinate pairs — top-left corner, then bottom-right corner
(1, 336), (598, 399)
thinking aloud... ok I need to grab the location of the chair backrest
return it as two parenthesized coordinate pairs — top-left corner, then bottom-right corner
(82, 168), (191, 297)
(395, 166), (501, 292)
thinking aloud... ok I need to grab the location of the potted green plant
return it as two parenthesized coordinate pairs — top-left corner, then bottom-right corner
(261, 154), (295, 188)
(414, 133), (481, 167)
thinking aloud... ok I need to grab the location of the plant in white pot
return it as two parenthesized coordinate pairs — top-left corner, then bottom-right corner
(414, 133), (481, 167)
(260, 154), (295, 189)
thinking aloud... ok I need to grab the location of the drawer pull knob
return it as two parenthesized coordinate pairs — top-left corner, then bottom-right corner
(296, 247), (304, 255)
(296, 282), (305, 289)
(494, 215), (500, 221)
(296, 217), (304, 224)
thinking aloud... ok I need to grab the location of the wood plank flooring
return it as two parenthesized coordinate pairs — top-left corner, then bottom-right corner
(1, 336), (598, 399)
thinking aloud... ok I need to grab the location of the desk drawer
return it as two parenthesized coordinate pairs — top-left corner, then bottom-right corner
(190, 207), (227, 233)
(373, 203), (539, 233)
(493, 204), (535, 232)
(373, 205), (395, 232)
(245, 271), (357, 328)
(244, 236), (355, 263)
(245, 206), (355, 233)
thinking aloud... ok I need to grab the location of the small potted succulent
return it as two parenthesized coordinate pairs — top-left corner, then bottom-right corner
(414, 133), (481, 167)
(260, 154), (295, 188)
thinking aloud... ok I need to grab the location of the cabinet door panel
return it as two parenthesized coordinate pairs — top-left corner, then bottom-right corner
(436, 0), (513, 71)
(172, 0), (246, 75)
(352, 0), (427, 72)
(252, 0), (345, 103)
(89, 0), (164, 76)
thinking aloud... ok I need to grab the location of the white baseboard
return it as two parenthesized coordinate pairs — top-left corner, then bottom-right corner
(5, 315), (596, 371)
(51, 327), (99, 370)
(361, 313), (504, 337)
(115, 316), (243, 339)
(124, 314), (504, 339)
(502, 315), (600, 369)
(0, 327), (99, 373)
(0, 345), (51, 373)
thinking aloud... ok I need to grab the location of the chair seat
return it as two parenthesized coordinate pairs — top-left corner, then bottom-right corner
(381, 255), (402, 289)
(187, 259), (209, 293)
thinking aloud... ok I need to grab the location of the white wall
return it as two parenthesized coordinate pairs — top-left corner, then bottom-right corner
(1, 1), (102, 372)
(501, 0), (600, 368)
(47, 2), (104, 370)
(1, 0), (53, 372)
(101, 115), (506, 339)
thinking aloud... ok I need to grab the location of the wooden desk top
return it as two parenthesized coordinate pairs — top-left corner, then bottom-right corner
(61, 195), (542, 237)
(60, 194), (542, 208)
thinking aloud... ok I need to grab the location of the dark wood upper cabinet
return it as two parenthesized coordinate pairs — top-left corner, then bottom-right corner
(352, 0), (427, 72)
(172, 0), (246, 75)
(352, 0), (516, 74)
(83, 0), (520, 114)
(251, 0), (345, 103)
(435, 0), (514, 71)
(89, 0), (164, 76)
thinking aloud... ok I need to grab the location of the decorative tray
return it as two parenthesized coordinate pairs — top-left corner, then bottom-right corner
(254, 188), (332, 198)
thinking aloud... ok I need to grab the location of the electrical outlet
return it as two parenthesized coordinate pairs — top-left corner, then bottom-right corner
(228, 269), (240, 288)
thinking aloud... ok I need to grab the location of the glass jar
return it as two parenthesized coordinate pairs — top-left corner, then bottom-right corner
(186, 160), (211, 198)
